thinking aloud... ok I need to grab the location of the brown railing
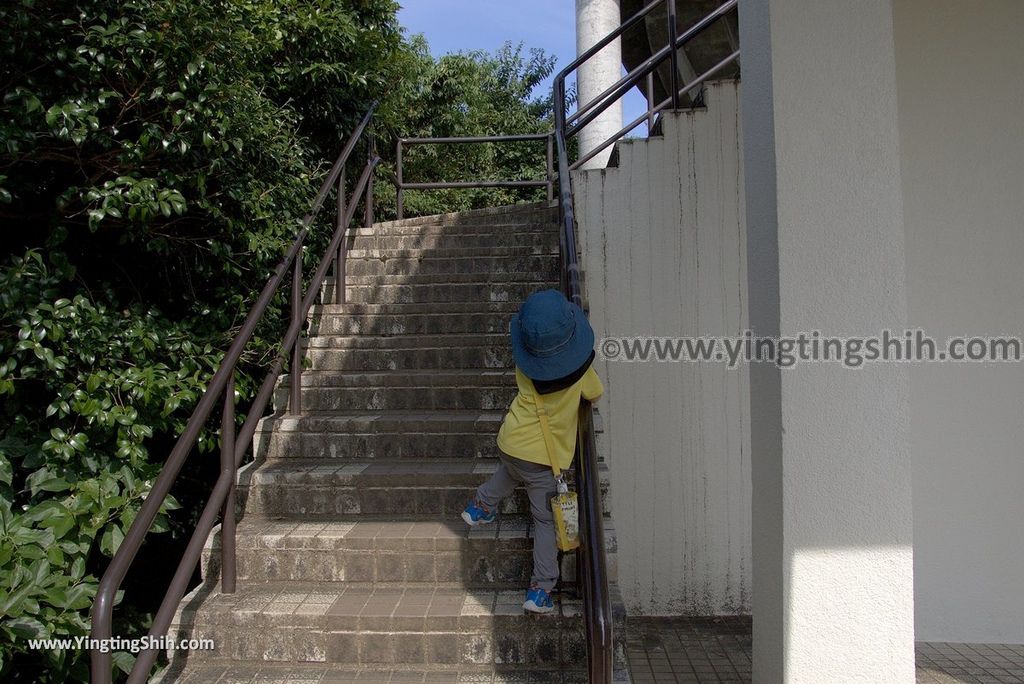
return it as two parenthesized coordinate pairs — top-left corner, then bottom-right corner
(89, 105), (381, 684)
(552, 1), (740, 680)
(394, 133), (555, 219)
(564, 0), (739, 169)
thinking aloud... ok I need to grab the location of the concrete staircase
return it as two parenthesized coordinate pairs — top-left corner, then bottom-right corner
(158, 202), (629, 683)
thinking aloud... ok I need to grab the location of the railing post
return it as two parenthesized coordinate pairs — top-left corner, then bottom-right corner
(220, 375), (236, 594)
(335, 168), (347, 306)
(546, 134), (554, 203)
(558, 213), (569, 295)
(396, 139), (404, 220)
(364, 138), (376, 228)
(289, 242), (303, 415)
(667, 0), (680, 110)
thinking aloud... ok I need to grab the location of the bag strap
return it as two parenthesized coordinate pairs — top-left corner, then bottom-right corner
(529, 379), (562, 479)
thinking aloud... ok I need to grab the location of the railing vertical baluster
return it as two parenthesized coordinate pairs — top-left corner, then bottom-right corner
(668, 0), (680, 110)
(290, 242), (303, 415)
(546, 134), (554, 202)
(220, 375), (236, 594)
(646, 72), (656, 132)
(396, 139), (404, 220)
(365, 138), (376, 228)
(335, 168), (347, 306)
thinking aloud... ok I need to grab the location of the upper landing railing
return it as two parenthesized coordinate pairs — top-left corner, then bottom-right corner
(393, 133), (555, 220)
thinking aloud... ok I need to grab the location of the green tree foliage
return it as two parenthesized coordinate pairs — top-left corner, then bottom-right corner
(0, 0), (404, 680)
(0, 1), (557, 680)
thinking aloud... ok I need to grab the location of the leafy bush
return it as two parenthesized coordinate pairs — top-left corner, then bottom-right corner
(0, 250), (211, 679)
(0, 1), (558, 680)
(0, 0), (403, 679)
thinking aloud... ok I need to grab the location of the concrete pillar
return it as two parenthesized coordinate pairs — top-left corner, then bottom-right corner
(739, 0), (916, 681)
(575, 0), (623, 169)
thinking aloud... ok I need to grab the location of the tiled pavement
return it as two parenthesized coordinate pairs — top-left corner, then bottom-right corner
(625, 617), (751, 683)
(916, 643), (1024, 684)
(625, 617), (1024, 683)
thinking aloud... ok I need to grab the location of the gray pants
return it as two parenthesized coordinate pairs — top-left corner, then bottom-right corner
(475, 453), (559, 592)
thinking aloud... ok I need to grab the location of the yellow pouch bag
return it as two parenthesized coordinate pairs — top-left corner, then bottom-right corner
(532, 384), (581, 552)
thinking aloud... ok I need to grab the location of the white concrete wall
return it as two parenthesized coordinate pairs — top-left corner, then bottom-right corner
(740, 0), (916, 679)
(573, 81), (751, 615)
(894, 0), (1024, 644)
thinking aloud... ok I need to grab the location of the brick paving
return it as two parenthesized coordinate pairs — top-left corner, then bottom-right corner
(625, 617), (751, 683)
(625, 617), (1024, 683)
(916, 643), (1024, 683)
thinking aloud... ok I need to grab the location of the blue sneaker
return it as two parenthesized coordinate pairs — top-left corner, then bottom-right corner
(461, 500), (496, 527)
(523, 585), (555, 614)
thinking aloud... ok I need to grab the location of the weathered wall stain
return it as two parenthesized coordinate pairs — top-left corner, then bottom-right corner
(574, 81), (751, 615)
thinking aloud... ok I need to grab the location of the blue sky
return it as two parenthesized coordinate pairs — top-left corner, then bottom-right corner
(397, 0), (576, 95)
(396, 0), (646, 127)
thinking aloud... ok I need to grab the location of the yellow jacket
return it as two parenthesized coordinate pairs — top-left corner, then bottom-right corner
(496, 365), (604, 471)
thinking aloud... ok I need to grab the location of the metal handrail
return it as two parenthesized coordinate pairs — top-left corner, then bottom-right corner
(395, 133), (555, 219)
(565, 0), (674, 127)
(89, 105), (381, 684)
(572, 48), (740, 171)
(551, 87), (614, 682)
(551, 2), (739, 680)
(566, 0), (738, 137)
(564, 0), (739, 167)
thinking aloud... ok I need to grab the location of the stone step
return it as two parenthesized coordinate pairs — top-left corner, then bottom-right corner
(343, 247), (558, 260)
(253, 410), (506, 460)
(311, 302), (522, 316)
(347, 228), (558, 252)
(358, 202), (557, 231)
(201, 516), (618, 587)
(333, 271), (561, 287)
(368, 214), (559, 234)
(307, 334), (509, 350)
(168, 582), (595, 669)
(308, 311), (515, 337)
(273, 370), (515, 412)
(158, 663), (603, 683)
(342, 255), (559, 278)
(277, 385), (515, 412)
(285, 369), (515, 388)
(306, 342), (512, 372)
(253, 410), (604, 461)
(357, 217), (558, 237)
(321, 280), (555, 305)
(236, 459), (613, 519)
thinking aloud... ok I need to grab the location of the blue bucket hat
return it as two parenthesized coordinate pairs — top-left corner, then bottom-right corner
(510, 289), (596, 382)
